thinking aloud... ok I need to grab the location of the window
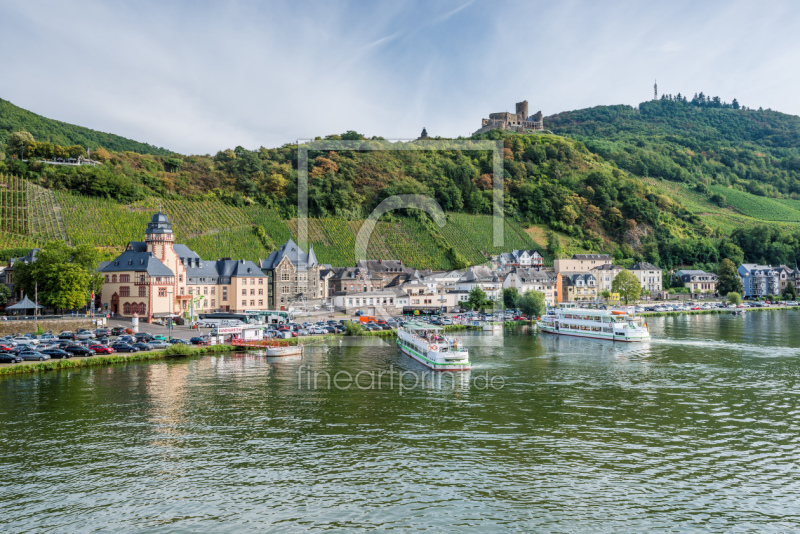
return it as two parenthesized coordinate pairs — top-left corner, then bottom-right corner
(138, 303), (146, 314)
(211, 288), (215, 295)
(211, 299), (215, 307)
(222, 287), (228, 301)
(251, 279), (255, 285)
(123, 303), (131, 314)
(180, 275), (183, 282)
(259, 279), (263, 285)
(281, 272), (289, 281)
(242, 300), (247, 307)
(282, 286), (289, 294)
(120, 275), (130, 283)
(258, 289), (263, 295)
(242, 289), (246, 296)
(258, 299), (263, 306)
(158, 288), (167, 297)
(112, 275), (117, 283)
(180, 287), (184, 296)
(242, 279), (247, 285)
(204, 287), (208, 295)
(250, 289), (255, 295)
(105, 275), (109, 283)
(138, 286), (147, 297)
(120, 286), (130, 297)
(250, 300), (255, 306)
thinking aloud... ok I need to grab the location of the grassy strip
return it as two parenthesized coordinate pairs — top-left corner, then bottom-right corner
(444, 324), (483, 331)
(0, 344), (238, 377)
(639, 306), (800, 317)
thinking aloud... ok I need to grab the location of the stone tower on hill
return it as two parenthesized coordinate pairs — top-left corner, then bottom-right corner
(474, 100), (544, 135)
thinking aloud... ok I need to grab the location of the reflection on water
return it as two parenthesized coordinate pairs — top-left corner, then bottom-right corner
(2, 312), (800, 532)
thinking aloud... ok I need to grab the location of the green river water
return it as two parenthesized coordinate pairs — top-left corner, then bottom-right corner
(2, 312), (800, 532)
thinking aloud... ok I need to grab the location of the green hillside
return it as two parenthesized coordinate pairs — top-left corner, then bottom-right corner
(0, 98), (171, 155)
(0, 175), (545, 269)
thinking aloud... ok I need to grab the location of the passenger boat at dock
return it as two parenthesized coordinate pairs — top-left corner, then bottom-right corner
(396, 322), (470, 371)
(537, 303), (651, 342)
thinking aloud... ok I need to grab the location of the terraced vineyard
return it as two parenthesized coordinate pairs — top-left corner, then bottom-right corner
(710, 185), (800, 223)
(1, 175), (553, 269)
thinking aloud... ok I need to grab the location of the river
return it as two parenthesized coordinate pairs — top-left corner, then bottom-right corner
(2, 312), (799, 532)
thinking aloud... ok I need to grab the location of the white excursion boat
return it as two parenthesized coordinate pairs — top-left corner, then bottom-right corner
(537, 303), (651, 342)
(265, 345), (303, 357)
(397, 322), (470, 371)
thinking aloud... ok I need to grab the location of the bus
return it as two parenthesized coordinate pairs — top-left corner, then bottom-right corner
(198, 312), (255, 326)
(244, 310), (293, 324)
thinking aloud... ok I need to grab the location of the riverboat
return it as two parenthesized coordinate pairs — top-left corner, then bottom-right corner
(396, 322), (470, 371)
(537, 303), (650, 342)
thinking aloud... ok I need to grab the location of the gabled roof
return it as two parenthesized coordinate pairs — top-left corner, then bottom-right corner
(216, 259), (265, 277)
(631, 262), (660, 271)
(260, 239), (317, 271)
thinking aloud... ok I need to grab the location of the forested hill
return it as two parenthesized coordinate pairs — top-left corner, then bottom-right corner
(0, 99), (171, 156)
(547, 98), (800, 199)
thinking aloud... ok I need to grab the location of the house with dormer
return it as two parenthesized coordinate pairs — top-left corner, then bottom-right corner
(259, 239), (322, 310)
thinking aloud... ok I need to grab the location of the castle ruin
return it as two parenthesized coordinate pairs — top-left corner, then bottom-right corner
(473, 100), (544, 135)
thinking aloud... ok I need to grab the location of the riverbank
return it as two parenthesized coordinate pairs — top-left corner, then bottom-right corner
(639, 305), (800, 317)
(0, 344), (238, 376)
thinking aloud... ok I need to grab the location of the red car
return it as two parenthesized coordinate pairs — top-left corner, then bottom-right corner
(89, 344), (114, 354)
(0, 344), (14, 352)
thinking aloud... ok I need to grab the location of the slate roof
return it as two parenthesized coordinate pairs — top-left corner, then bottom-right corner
(631, 262), (660, 271)
(571, 254), (611, 260)
(100, 251), (174, 277)
(260, 239), (318, 271)
(216, 259), (266, 277)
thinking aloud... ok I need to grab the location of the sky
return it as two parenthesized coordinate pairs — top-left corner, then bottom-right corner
(2, 0), (800, 154)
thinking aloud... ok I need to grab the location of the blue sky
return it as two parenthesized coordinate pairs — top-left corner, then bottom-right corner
(2, 0), (799, 154)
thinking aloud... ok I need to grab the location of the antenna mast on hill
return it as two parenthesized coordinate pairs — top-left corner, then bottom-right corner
(654, 79), (658, 100)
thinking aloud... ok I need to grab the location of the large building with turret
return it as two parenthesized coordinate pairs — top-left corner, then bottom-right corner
(99, 212), (267, 321)
(473, 100), (544, 135)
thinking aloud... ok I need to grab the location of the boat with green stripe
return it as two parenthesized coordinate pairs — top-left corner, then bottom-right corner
(396, 322), (470, 371)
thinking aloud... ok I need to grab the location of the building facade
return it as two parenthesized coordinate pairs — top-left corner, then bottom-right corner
(554, 254), (612, 274)
(259, 239), (322, 310)
(100, 212), (267, 321)
(738, 264), (781, 298)
(630, 262), (663, 295)
(674, 270), (718, 295)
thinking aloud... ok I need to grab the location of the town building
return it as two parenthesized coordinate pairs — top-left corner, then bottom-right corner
(560, 273), (598, 302)
(502, 267), (557, 306)
(99, 212), (267, 322)
(455, 266), (502, 301)
(674, 270), (718, 295)
(473, 100), (544, 135)
(554, 254), (612, 274)
(630, 262), (663, 295)
(591, 264), (625, 293)
(738, 264), (781, 298)
(497, 249), (544, 268)
(259, 239), (322, 310)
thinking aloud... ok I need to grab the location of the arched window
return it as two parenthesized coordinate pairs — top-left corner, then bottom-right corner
(138, 303), (146, 314)
(123, 303), (131, 314)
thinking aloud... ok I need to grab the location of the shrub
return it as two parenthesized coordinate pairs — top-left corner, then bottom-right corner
(344, 322), (363, 336)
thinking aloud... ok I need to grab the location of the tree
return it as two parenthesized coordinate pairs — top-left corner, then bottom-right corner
(13, 241), (99, 312)
(0, 284), (10, 306)
(467, 286), (488, 311)
(783, 281), (797, 301)
(727, 292), (742, 306)
(546, 229), (562, 257)
(5, 130), (35, 159)
(502, 287), (519, 309)
(517, 290), (546, 318)
(717, 258), (743, 296)
(611, 269), (641, 304)
(600, 289), (611, 300)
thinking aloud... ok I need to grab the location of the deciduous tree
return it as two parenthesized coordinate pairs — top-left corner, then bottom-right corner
(611, 269), (641, 304)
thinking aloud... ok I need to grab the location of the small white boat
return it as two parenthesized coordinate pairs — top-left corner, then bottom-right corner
(397, 322), (470, 371)
(537, 303), (651, 342)
(265, 345), (303, 357)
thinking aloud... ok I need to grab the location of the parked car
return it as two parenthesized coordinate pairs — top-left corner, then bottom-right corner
(170, 338), (189, 345)
(65, 345), (94, 357)
(18, 351), (50, 361)
(11, 344), (34, 354)
(12, 336), (37, 346)
(0, 353), (22, 363)
(189, 337), (210, 346)
(111, 343), (138, 353)
(110, 327), (127, 336)
(94, 328), (111, 337)
(41, 348), (72, 359)
(148, 340), (169, 350)
(135, 333), (155, 342)
(89, 344), (114, 354)
(39, 334), (57, 343)
(75, 330), (95, 340)
(131, 343), (153, 352)
(153, 335), (168, 341)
